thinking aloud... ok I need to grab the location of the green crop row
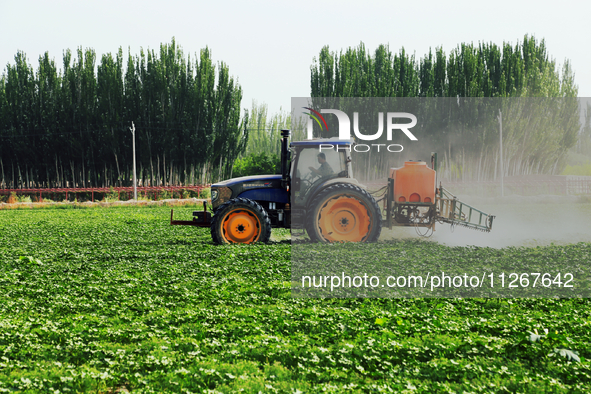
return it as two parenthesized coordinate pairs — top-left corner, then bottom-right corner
(1, 207), (590, 393)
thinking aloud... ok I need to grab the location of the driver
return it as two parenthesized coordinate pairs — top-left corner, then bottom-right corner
(308, 152), (334, 178)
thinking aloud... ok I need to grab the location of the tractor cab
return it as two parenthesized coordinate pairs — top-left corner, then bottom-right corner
(290, 139), (355, 208)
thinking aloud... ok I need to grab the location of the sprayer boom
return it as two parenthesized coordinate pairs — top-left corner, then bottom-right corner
(435, 186), (494, 232)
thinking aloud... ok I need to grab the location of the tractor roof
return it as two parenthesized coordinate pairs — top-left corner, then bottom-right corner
(290, 137), (354, 147)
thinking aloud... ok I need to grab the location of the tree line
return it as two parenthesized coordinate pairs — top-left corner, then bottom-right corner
(0, 39), (246, 189)
(308, 35), (580, 181)
(0, 35), (583, 188)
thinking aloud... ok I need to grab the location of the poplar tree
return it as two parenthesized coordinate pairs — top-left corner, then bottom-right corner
(0, 39), (247, 189)
(309, 36), (579, 181)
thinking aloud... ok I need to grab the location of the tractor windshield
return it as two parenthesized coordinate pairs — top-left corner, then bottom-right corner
(296, 146), (346, 181)
(292, 145), (349, 205)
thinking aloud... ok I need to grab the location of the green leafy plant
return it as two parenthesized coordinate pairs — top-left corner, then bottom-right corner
(528, 328), (581, 362)
(17, 194), (32, 203)
(158, 189), (172, 200)
(232, 152), (281, 177)
(199, 187), (211, 199)
(103, 187), (119, 202)
(0, 207), (590, 392)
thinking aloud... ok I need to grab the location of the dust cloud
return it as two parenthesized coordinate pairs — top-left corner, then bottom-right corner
(380, 197), (591, 248)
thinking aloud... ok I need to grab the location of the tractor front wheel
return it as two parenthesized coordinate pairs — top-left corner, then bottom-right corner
(306, 184), (381, 243)
(211, 198), (271, 244)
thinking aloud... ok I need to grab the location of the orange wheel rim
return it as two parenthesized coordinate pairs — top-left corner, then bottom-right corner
(317, 196), (371, 242)
(222, 210), (261, 244)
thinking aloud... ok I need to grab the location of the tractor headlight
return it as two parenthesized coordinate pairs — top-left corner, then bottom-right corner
(211, 187), (232, 210)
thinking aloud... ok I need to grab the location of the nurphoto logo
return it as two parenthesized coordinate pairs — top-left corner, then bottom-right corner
(304, 107), (418, 152)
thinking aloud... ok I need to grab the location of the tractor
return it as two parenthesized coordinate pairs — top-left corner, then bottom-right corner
(171, 130), (494, 243)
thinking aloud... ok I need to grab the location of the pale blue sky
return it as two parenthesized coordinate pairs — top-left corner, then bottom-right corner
(1, 0), (589, 116)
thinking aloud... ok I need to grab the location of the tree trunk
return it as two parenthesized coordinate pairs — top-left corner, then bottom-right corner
(218, 155), (223, 183)
(0, 158), (4, 188)
(17, 163), (23, 189)
(82, 155), (86, 186)
(184, 154), (187, 186)
(150, 156), (154, 187)
(70, 160), (75, 188)
(114, 152), (121, 187)
(55, 155), (59, 187)
(59, 158), (64, 188)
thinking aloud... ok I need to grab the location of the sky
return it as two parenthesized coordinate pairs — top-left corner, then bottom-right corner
(1, 0), (589, 117)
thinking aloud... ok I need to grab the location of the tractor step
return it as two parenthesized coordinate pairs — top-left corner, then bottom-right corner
(193, 210), (212, 222)
(170, 201), (212, 227)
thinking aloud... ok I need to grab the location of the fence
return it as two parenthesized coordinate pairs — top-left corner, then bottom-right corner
(0, 185), (210, 202)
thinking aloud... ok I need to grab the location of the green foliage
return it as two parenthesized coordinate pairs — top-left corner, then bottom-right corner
(524, 328), (581, 363)
(0, 207), (591, 391)
(561, 163), (591, 176)
(232, 152), (280, 178)
(310, 35), (580, 181)
(16, 194), (32, 203)
(103, 186), (119, 202)
(244, 101), (290, 157)
(312, 36), (577, 99)
(158, 189), (172, 200)
(575, 102), (591, 156)
(198, 187), (211, 199)
(0, 38), (246, 189)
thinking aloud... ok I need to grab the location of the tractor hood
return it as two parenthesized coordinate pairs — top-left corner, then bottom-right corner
(212, 174), (282, 188)
(211, 175), (287, 210)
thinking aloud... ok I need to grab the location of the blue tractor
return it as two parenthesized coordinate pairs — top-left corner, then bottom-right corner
(171, 130), (382, 244)
(171, 130), (494, 243)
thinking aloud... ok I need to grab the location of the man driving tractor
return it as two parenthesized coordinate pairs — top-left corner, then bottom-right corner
(308, 152), (334, 179)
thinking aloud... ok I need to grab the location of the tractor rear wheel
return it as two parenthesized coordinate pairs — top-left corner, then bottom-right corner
(306, 184), (381, 243)
(211, 198), (271, 244)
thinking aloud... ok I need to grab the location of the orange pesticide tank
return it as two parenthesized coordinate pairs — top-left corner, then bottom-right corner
(389, 161), (436, 203)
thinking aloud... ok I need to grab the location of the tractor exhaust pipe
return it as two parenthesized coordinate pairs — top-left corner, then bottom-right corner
(281, 129), (290, 189)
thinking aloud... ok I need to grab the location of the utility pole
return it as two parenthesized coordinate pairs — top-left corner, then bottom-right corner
(130, 122), (137, 200)
(498, 110), (504, 197)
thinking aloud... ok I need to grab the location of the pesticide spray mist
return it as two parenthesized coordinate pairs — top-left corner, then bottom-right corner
(381, 196), (591, 248)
